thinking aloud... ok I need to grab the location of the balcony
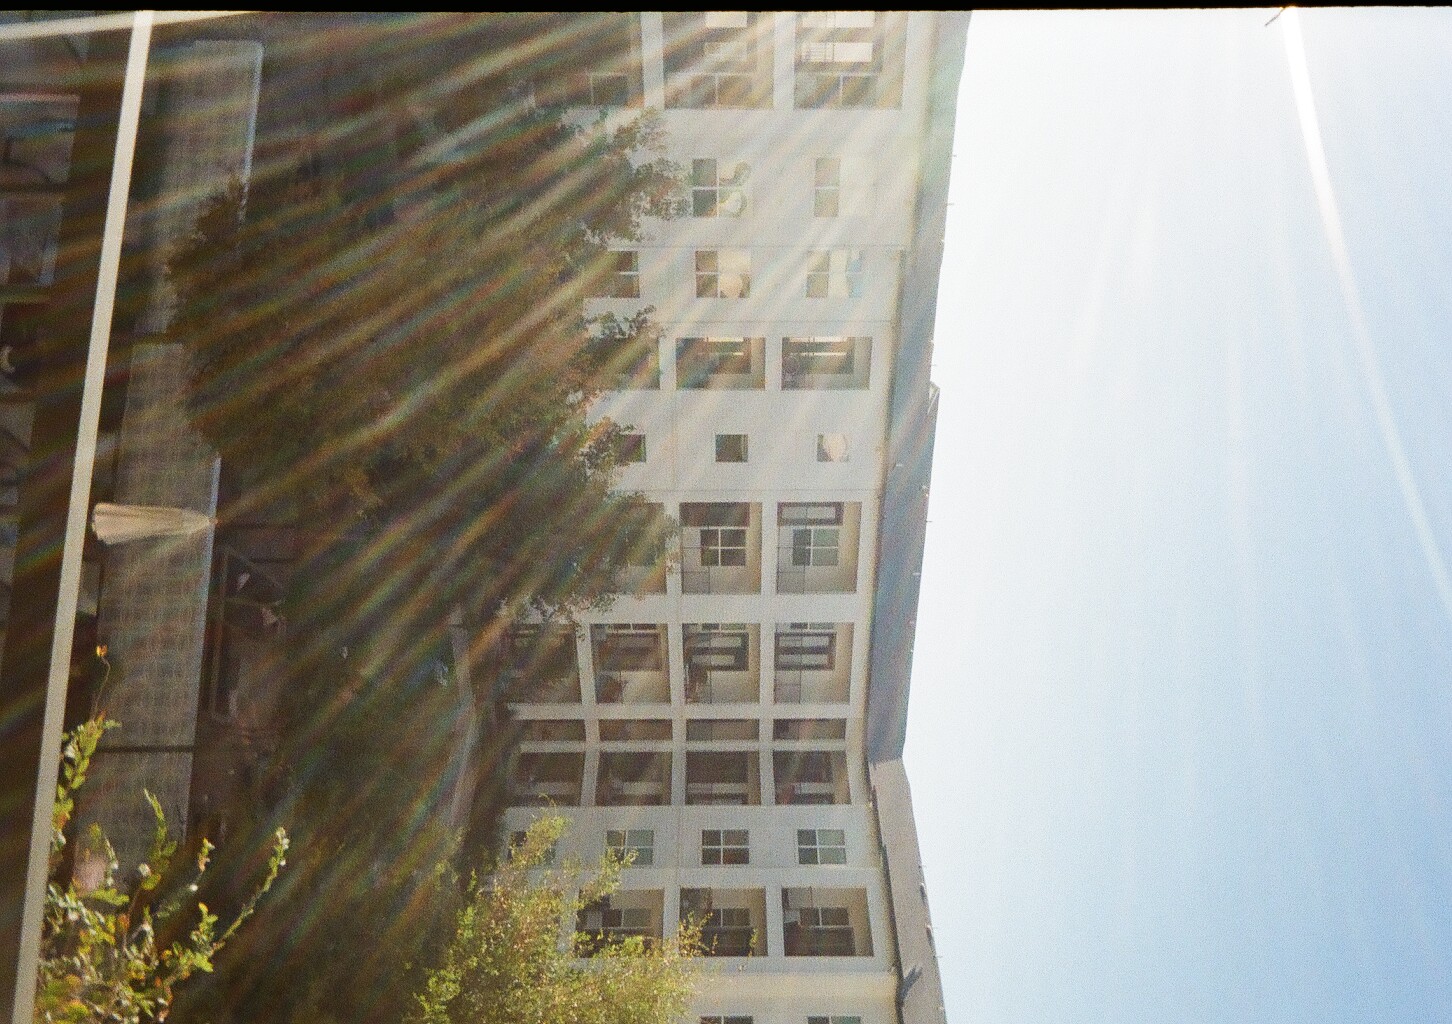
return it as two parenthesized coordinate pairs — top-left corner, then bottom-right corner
(599, 719), (672, 742)
(608, 502), (669, 595)
(773, 750), (849, 806)
(576, 890), (664, 955)
(591, 623), (670, 704)
(501, 625), (582, 704)
(772, 622), (852, 704)
(676, 336), (764, 390)
(680, 502), (761, 595)
(596, 751), (672, 806)
(782, 887), (873, 957)
(775, 502), (861, 594)
(681, 887), (767, 957)
(662, 12), (774, 110)
(533, 13), (644, 109)
(519, 719), (586, 743)
(510, 752), (584, 807)
(685, 719), (759, 741)
(782, 336), (871, 390)
(684, 623), (760, 704)
(793, 12), (906, 110)
(685, 750), (760, 806)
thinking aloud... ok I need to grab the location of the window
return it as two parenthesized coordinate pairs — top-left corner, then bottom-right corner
(784, 337), (870, 390)
(776, 624), (837, 670)
(664, 12), (771, 109)
(715, 433), (748, 463)
(795, 12), (904, 110)
(701, 829), (750, 865)
(606, 828), (655, 866)
(774, 719), (846, 740)
(797, 828), (847, 865)
(817, 433), (849, 462)
(800, 11), (877, 31)
(579, 904), (650, 937)
(791, 527), (839, 567)
(677, 337), (763, 389)
(596, 624), (666, 671)
(791, 906), (854, 954)
(701, 526), (747, 567)
(686, 719), (759, 740)
(696, 250), (751, 298)
(813, 157), (840, 217)
(586, 72), (631, 107)
(599, 719), (672, 741)
(617, 433), (646, 463)
(779, 503), (842, 569)
(780, 503), (843, 526)
(786, 337), (857, 375)
(702, 907), (755, 955)
(692, 159), (749, 217)
(598, 250), (640, 298)
(509, 831), (557, 865)
(799, 38), (875, 64)
(805, 250), (863, 298)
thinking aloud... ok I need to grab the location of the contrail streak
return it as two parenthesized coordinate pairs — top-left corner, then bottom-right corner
(1282, 7), (1452, 626)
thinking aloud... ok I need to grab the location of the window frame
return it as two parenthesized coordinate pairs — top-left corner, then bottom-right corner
(701, 828), (751, 866)
(600, 249), (640, 298)
(797, 827), (847, 865)
(606, 828), (656, 867)
(805, 249), (863, 299)
(692, 158), (750, 217)
(790, 526), (840, 568)
(700, 526), (749, 567)
(813, 156), (841, 217)
(695, 249), (752, 298)
(715, 433), (749, 463)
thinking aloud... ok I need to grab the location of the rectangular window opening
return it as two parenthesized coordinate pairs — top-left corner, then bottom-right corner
(715, 433), (748, 463)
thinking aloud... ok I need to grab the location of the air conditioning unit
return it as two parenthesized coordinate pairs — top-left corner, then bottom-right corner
(583, 911), (604, 931)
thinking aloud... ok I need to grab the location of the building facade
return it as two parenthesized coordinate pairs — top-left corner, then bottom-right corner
(501, 13), (968, 1024)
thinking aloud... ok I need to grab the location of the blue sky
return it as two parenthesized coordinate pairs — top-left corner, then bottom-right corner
(905, 10), (1452, 1022)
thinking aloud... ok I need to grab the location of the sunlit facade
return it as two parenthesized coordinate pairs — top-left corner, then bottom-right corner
(501, 13), (968, 1024)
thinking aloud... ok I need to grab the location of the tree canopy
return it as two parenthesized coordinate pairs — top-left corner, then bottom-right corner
(410, 817), (700, 1024)
(161, 15), (683, 1023)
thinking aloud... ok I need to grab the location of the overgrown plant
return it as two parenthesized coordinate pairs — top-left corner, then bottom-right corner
(34, 718), (287, 1024)
(409, 816), (700, 1024)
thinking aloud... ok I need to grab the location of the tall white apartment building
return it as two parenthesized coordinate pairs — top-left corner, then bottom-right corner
(501, 13), (968, 1024)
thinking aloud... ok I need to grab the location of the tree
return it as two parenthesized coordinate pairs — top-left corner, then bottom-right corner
(409, 817), (700, 1024)
(161, 16), (683, 1024)
(35, 718), (286, 1024)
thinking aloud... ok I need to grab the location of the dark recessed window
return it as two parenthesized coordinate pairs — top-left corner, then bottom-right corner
(617, 433), (646, 463)
(716, 433), (748, 463)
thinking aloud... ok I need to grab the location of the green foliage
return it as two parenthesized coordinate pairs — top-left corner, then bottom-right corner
(34, 719), (287, 1024)
(160, 16), (684, 1024)
(409, 818), (700, 1024)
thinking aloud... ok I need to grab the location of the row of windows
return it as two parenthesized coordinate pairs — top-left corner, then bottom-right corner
(663, 12), (906, 111)
(702, 1018), (861, 1024)
(689, 157), (852, 219)
(520, 717), (849, 744)
(600, 249), (866, 301)
(616, 431), (849, 465)
(511, 828), (847, 868)
(596, 335), (873, 392)
(545, 12), (909, 112)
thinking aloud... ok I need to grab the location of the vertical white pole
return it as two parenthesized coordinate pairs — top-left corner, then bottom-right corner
(10, 12), (153, 1024)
